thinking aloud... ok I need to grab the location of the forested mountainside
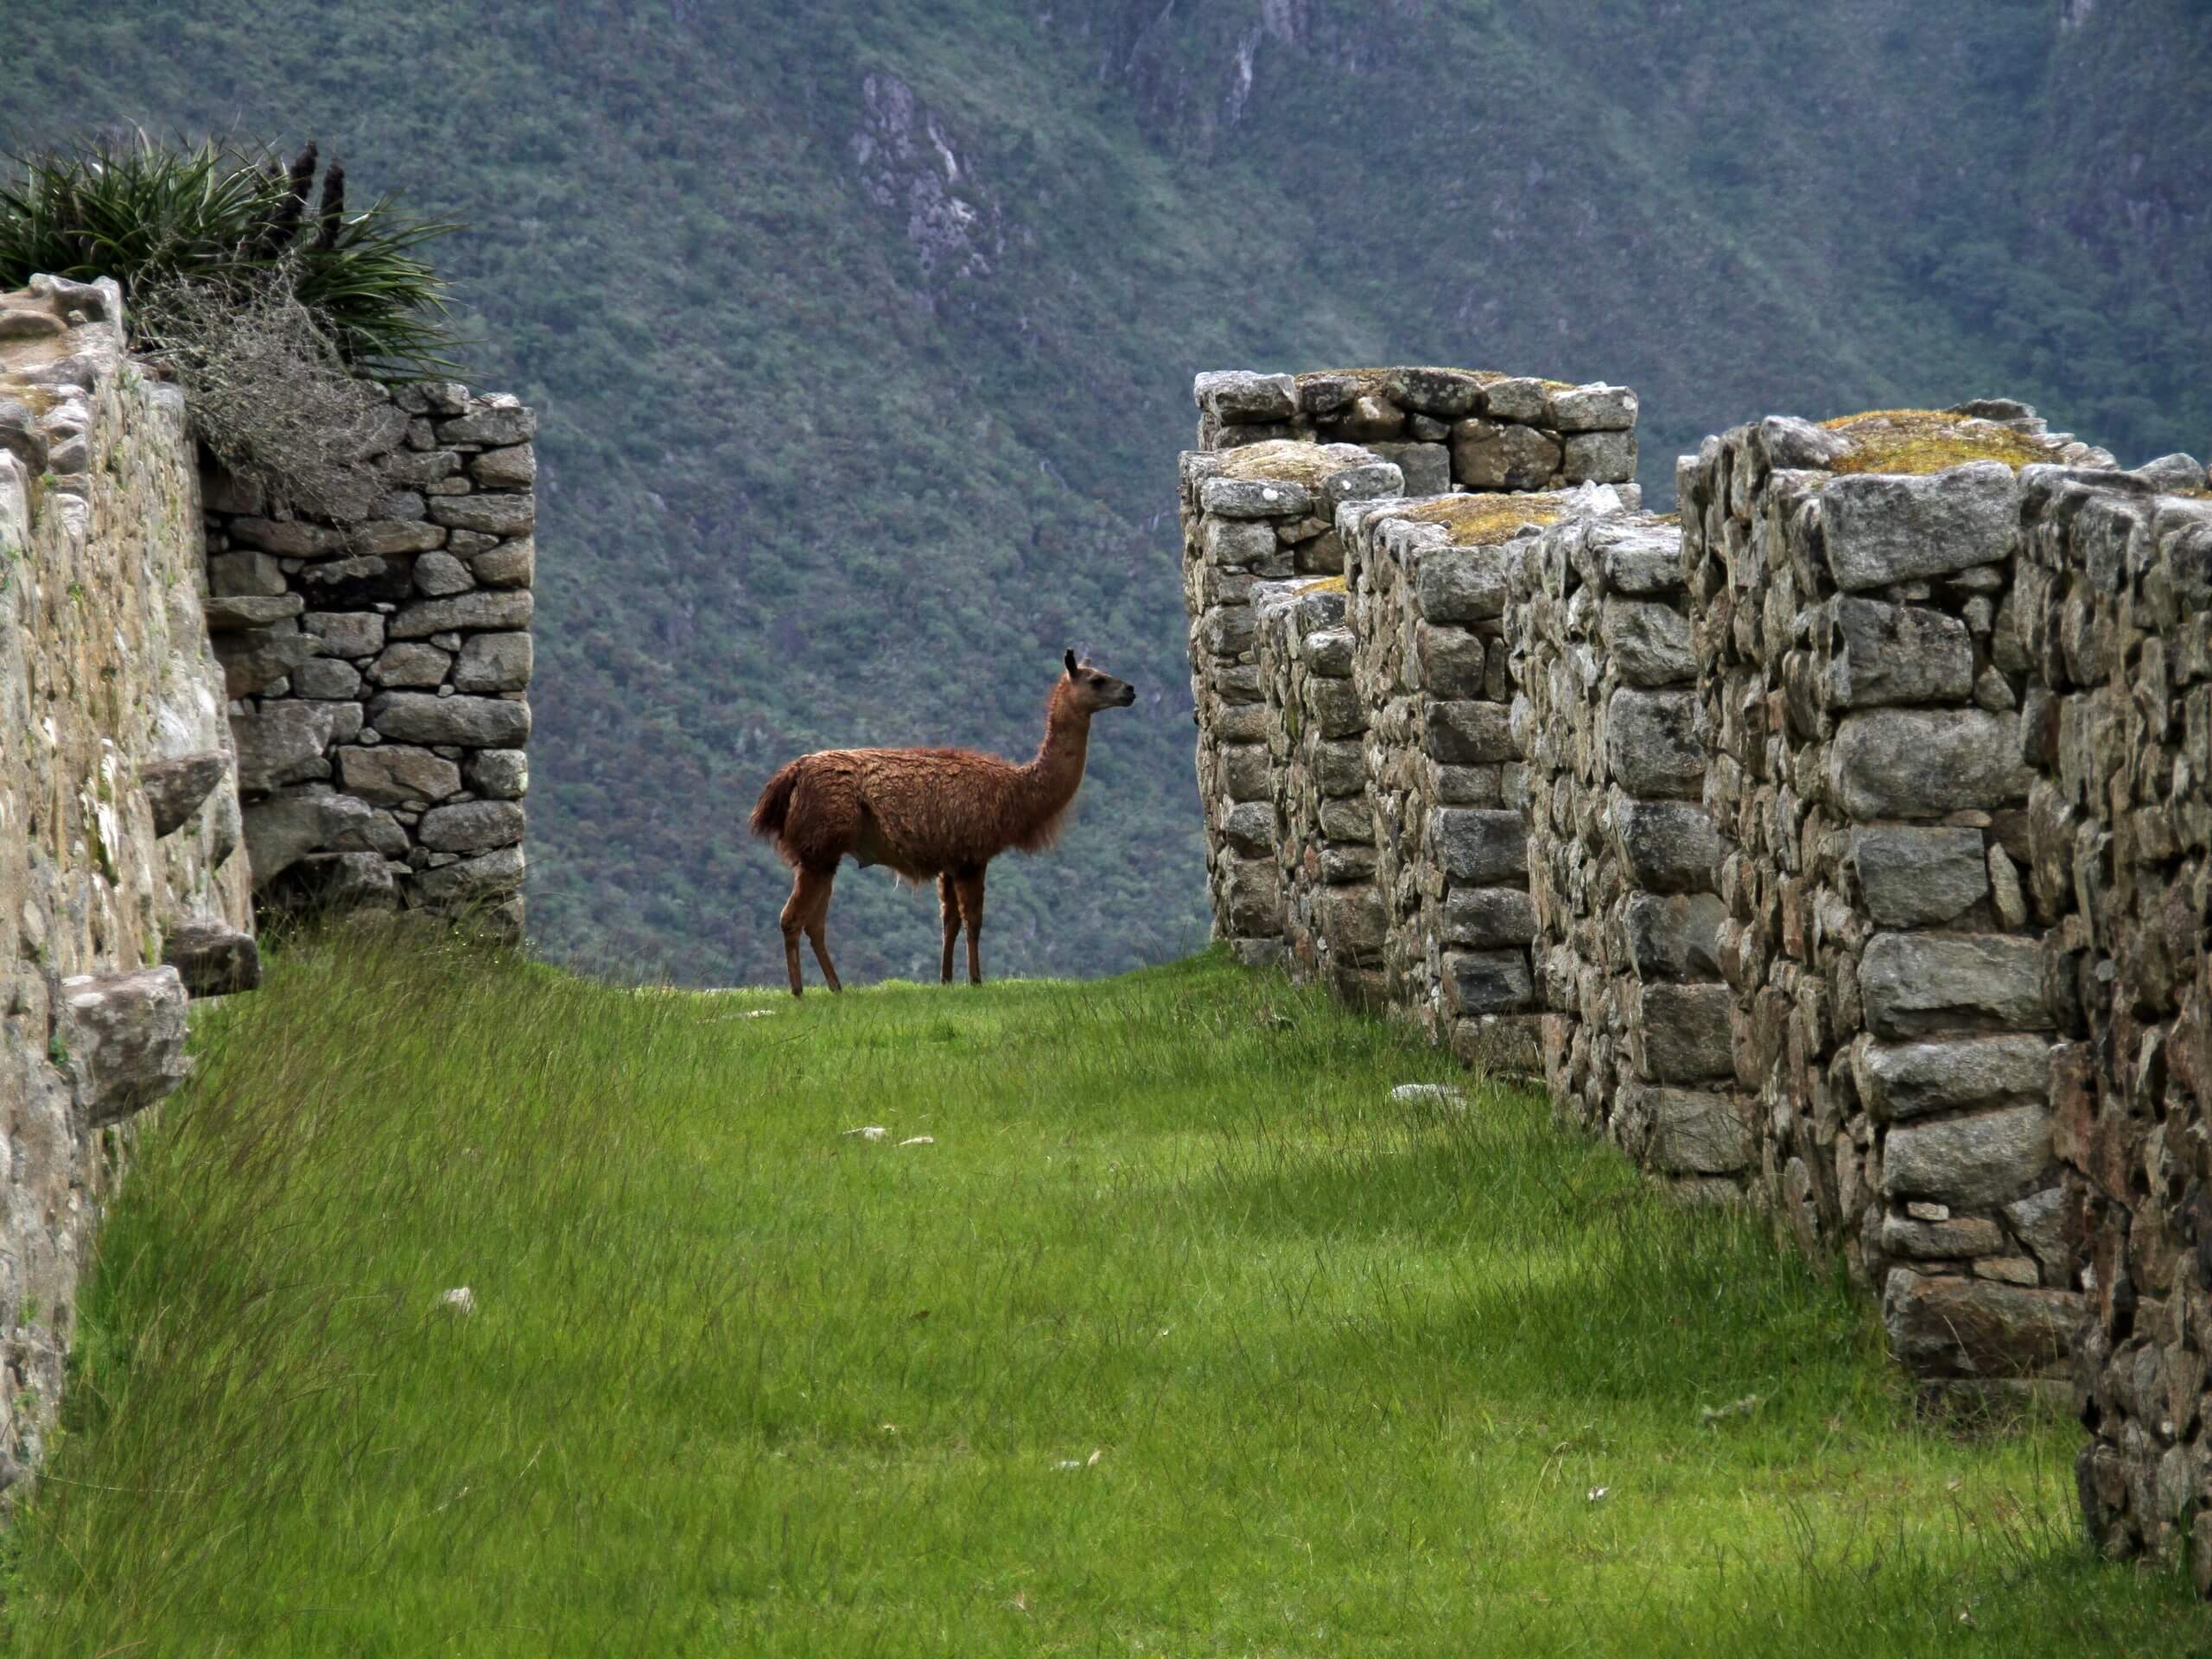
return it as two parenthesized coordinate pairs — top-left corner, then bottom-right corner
(7, 0), (2206, 984)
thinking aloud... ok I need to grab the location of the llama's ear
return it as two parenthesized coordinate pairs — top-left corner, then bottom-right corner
(1064, 648), (1078, 676)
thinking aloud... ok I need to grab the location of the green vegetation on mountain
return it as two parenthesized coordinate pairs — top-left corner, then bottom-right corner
(3, 0), (2205, 983)
(3, 934), (2198, 1654)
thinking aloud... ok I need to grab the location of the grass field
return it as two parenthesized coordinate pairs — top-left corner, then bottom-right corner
(2, 931), (2202, 1656)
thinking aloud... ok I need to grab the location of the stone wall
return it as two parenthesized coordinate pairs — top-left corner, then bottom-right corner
(2014, 461), (2212, 1586)
(0, 276), (254, 1497)
(206, 384), (536, 940)
(1181, 367), (2212, 1573)
(1517, 509), (1742, 1197)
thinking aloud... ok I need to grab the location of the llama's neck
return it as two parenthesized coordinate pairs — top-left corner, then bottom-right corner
(1014, 691), (1091, 830)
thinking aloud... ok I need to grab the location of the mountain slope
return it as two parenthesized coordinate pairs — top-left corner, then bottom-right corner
(5, 0), (2204, 983)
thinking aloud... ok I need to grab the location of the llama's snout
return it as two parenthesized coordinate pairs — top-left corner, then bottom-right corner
(1116, 684), (1137, 706)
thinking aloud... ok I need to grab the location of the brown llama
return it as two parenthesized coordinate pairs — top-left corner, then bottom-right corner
(748, 650), (1137, 995)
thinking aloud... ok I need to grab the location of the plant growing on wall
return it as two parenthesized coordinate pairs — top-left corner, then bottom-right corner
(0, 137), (463, 520)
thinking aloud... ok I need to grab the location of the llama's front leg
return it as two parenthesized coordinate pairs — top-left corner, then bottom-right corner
(954, 865), (987, 986)
(938, 873), (961, 984)
(804, 866), (843, 994)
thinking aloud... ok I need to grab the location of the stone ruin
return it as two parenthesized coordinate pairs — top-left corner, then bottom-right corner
(0, 273), (538, 1499)
(1180, 365), (2212, 1588)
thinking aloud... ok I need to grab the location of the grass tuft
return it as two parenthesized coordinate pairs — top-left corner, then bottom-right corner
(0, 931), (2197, 1655)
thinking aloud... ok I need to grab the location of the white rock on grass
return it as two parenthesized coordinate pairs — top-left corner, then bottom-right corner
(440, 1287), (476, 1316)
(1390, 1083), (1468, 1108)
(843, 1126), (888, 1141)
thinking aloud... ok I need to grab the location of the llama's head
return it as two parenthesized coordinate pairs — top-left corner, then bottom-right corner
(1063, 649), (1137, 713)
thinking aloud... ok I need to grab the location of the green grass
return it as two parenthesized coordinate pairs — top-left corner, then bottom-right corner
(2, 932), (2200, 1656)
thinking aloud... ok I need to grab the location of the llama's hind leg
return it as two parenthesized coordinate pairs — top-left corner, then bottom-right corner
(803, 866), (843, 994)
(778, 869), (814, 997)
(954, 865), (987, 986)
(938, 874), (964, 984)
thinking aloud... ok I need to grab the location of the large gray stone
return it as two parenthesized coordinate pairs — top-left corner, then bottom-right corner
(1619, 892), (1726, 980)
(296, 554), (414, 607)
(1561, 429), (1637, 485)
(1433, 810), (1528, 884)
(1368, 442), (1450, 497)
(1628, 982), (1735, 1082)
(1600, 601), (1695, 687)
(1415, 543), (1520, 622)
(470, 444), (537, 489)
(1425, 701), (1516, 764)
(1416, 626), (1485, 696)
(1853, 1034), (2052, 1121)
(1882, 1104), (2053, 1207)
(1605, 689), (1705, 799)
(232, 701), (337, 793)
(365, 692), (531, 748)
(453, 632), (533, 694)
(244, 791), (381, 887)
(417, 799), (526, 854)
(411, 550), (474, 596)
(338, 744), (463, 806)
(203, 594), (305, 632)
(54, 967), (190, 1126)
(292, 657), (363, 700)
(415, 844), (526, 909)
(436, 404), (537, 445)
(1880, 1270), (2081, 1379)
(369, 643), (452, 689)
(1451, 419), (1560, 491)
(1828, 709), (2028, 819)
(1443, 887), (1536, 947)
(1849, 825), (1989, 925)
(1859, 932), (2049, 1036)
(161, 918), (261, 997)
(389, 590), (534, 639)
(1194, 371), (1296, 423)
(1547, 383), (1638, 433)
(140, 751), (229, 837)
(1586, 519), (1683, 596)
(1822, 461), (2020, 591)
(427, 493), (536, 537)
(1643, 1087), (1751, 1174)
(1221, 801), (1277, 857)
(214, 626), (320, 699)
(1389, 368), (1485, 418)
(1199, 477), (1313, 520)
(302, 611), (386, 658)
(1822, 597), (1974, 708)
(1611, 798), (1721, 892)
(1443, 950), (1534, 1015)
(471, 537), (535, 588)
(466, 749), (529, 800)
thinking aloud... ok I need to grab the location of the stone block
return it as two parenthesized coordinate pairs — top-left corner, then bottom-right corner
(207, 550), (287, 597)
(428, 493), (536, 537)
(1388, 368), (1485, 418)
(339, 745), (463, 806)
(365, 692), (531, 748)
(204, 594), (304, 632)
(1482, 378), (1549, 423)
(1880, 1270), (2080, 1378)
(1859, 932), (2049, 1036)
(296, 554), (416, 607)
(1822, 597), (1974, 708)
(1642, 1087), (1751, 1173)
(54, 968), (190, 1125)
(1433, 809), (1528, 884)
(453, 632), (533, 695)
(1195, 371), (1297, 423)
(1599, 600), (1695, 687)
(1561, 429), (1637, 485)
(1606, 689), (1705, 799)
(1199, 477), (1313, 520)
(1618, 892), (1726, 980)
(1443, 887), (1537, 947)
(1416, 625), (1485, 696)
(370, 643), (452, 689)
(1629, 982), (1735, 1082)
(412, 550), (474, 596)
(465, 749), (529, 800)
(1849, 825), (1988, 926)
(390, 589), (534, 639)
(471, 537), (535, 588)
(1450, 419), (1560, 491)
(1547, 383), (1637, 433)
(1443, 950), (1535, 1015)
(1368, 442), (1450, 496)
(161, 918), (261, 997)
(1219, 855), (1281, 936)
(470, 444), (536, 489)
(292, 657), (363, 700)
(140, 752), (229, 837)
(1416, 543), (1518, 622)
(347, 519), (447, 556)
(1611, 798), (1721, 892)
(214, 627), (319, 699)
(1426, 701), (1516, 764)
(1882, 1104), (2053, 1207)
(418, 799), (526, 854)
(1824, 461), (2019, 591)
(1828, 709), (2027, 820)
(302, 611), (386, 659)
(1853, 1034), (2051, 1121)
(232, 701), (338, 793)
(1222, 801), (1277, 856)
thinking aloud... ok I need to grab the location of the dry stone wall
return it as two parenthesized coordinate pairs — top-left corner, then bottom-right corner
(2012, 461), (2212, 1586)
(0, 276), (254, 1498)
(206, 385), (537, 940)
(1184, 366), (2212, 1573)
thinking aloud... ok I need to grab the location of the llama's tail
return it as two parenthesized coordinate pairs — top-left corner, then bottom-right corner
(750, 760), (802, 847)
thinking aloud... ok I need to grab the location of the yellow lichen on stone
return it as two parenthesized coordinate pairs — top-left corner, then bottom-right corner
(1217, 440), (1358, 487)
(1399, 492), (1567, 546)
(1295, 575), (1347, 594)
(1819, 409), (2056, 476)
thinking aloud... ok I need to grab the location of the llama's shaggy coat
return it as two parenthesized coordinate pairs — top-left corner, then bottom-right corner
(750, 653), (1136, 994)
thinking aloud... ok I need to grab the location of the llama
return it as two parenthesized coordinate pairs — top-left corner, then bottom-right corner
(749, 651), (1137, 995)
